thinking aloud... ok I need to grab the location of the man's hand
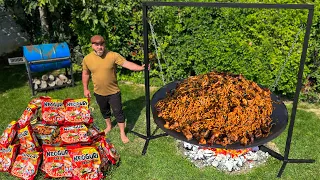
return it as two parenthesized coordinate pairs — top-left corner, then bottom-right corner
(141, 64), (151, 71)
(84, 89), (91, 98)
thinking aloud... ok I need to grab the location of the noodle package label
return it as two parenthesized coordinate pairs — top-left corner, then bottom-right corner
(60, 124), (91, 145)
(68, 146), (103, 180)
(41, 98), (65, 125)
(0, 144), (19, 172)
(0, 121), (18, 148)
(18, 125), (41, 152)
(64, 98), (93, 125)
(42, 145), (72, 178)
(11, 151), (42, 180)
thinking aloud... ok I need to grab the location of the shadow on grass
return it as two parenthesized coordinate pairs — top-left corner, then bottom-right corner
(0, 64), (29, 93)
(121, 95), (146, 132)
(0, 61), (83, 94)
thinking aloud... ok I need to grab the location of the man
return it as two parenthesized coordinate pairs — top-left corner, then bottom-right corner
(82, 35), (146, 143)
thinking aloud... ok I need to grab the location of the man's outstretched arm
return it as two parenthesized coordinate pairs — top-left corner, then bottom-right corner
(121, 61), (147, 71)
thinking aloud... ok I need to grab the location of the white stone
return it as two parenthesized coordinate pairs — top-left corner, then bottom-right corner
(233, 165), (240, 171)
(226, 154), (231, 160)
(203, 149), (214, 157)
(184, 142), (193, 150)
(211, 160), (219, 167)
(235, 157), (243, 167)
(240, 155), (246, 163)
(206, 156), (215, 163)
(192, 145), (199, 151)
(215, 156), (222, 162)
(197, 153), (204, 160)
(225, 160), (234, 172)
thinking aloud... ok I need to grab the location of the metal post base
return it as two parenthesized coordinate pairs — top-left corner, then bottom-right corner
(260, 145), (315, 178)
(130, 131), (168, 155)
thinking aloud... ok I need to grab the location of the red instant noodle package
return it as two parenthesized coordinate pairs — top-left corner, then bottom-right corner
(101, 137), (120, 165)
(63, 98), (93, 125)
(29, 96), (51, 108)
(11, 151), (42, 180)
(0, 144), (19, 172)
(92, 135), (110, 172)
(60, 124), (91, 145)
(93, 134), (120, 166)
(41, 145), (73, 178)
(68, 146), (103, 180)
(0, 121), (18, 148)
(17, 104), (38, 128)
(41, 97), (65, 125)
(18, 125), (41, 153)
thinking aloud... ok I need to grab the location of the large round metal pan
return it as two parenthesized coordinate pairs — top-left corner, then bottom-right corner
(151, 80), (288, 149)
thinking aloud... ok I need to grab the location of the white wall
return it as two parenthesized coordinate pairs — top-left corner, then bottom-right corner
(0, 6), (29, 56)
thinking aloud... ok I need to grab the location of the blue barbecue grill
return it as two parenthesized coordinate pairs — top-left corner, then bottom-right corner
(8, 42), (75, 96)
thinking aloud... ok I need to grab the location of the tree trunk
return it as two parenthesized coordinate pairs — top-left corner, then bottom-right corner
(39, 6), (50, 38)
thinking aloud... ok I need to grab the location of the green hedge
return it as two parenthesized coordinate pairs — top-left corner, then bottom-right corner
(4, 0), (320, 99)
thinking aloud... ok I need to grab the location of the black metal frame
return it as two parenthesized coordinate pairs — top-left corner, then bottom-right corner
(130, 1), (315, 177)
(25, 57), (75, 96)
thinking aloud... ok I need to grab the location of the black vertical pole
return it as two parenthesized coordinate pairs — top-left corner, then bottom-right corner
(142, 3), (151, 155)
(130, 2), (168, 155)
(277, 8), (314, 177)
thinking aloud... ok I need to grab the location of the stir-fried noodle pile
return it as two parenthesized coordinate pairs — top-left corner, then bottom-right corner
(155, 72), (273, 146)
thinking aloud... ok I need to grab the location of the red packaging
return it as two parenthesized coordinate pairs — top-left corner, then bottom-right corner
(88, 124), (101, 141)
(41, 145), (72, 178)
(17, 104), (38, 128)
(102, 137), (120, 165)
(93, 134), (120, 166)
(68, 146), (103, 180)
(11, 151), (42, 180)
(0, 144), (19, 172)
(63, 98), (93, 125)
(17, 125), (41, 153)
(92, 135), (109, 172)
(0, 121), (18, 148)
(29, 96), (51, 108)
(60, 124), (91, 145)
(41, 97), (65, 125)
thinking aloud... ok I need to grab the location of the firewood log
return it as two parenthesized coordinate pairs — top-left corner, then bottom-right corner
(48, 74), (55, 81)
(66, 79), (72, 84)
(42, 74), (48, 81)
(40, 80), (47, 89)
(58, 74), (68, 83)
(55, 78), (63, 86)
(48, 80), (56, 87)
(33, 78), (41, 85)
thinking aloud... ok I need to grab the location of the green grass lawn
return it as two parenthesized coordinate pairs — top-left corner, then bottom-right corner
(0, 65), (319, 180)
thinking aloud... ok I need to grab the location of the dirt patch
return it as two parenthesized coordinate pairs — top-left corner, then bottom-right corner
(284, 101), (320, 118)
(120, 81), (159, 92)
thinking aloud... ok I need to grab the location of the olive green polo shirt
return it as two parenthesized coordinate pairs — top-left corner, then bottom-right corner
(82, 51), (126, 96)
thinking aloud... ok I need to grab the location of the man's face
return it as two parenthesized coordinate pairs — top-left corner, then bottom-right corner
(91, 42), (105, 56)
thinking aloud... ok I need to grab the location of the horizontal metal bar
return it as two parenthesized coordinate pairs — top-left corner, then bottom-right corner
(26, 57), (70, 64)
(130, 131), (148, 139)
(142, 2), (313, 10)
(150, 133), (168, 140)
(259, 145), (284, 161)
(287, 159), (315, 163)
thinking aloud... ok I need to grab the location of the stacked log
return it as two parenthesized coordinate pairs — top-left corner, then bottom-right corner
(32, 74), (71, 90)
